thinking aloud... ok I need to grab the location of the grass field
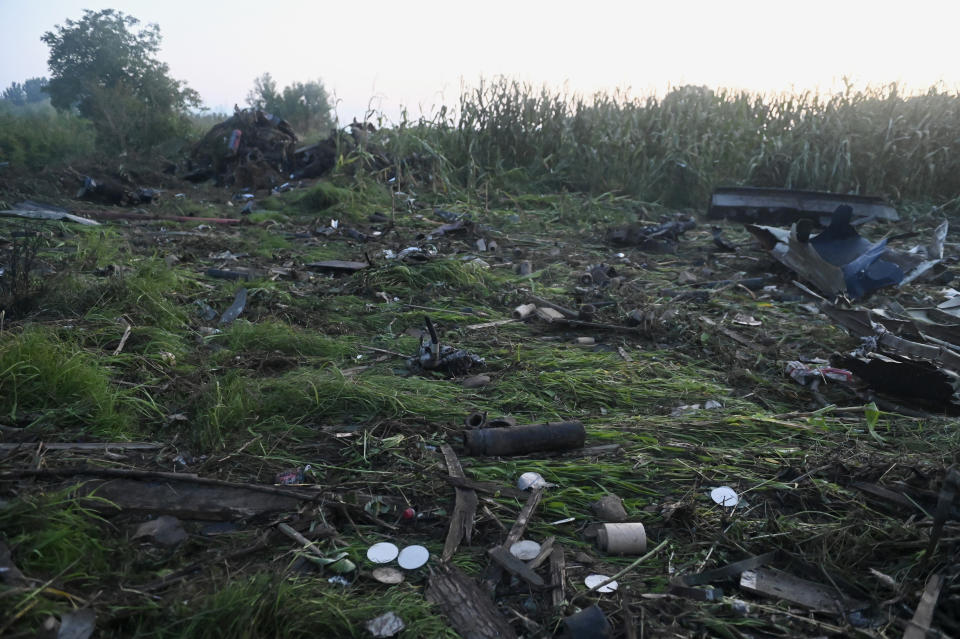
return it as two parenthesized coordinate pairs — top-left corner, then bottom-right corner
(1, 83), (958, 638)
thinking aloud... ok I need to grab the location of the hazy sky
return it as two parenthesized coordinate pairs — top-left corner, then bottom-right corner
(2, 0), (959, 123)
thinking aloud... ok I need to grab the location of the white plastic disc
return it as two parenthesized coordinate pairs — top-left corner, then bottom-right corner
(509, 540), (541, 561)
(711, 486), (739, 507)
(585, 574), (618, 593)
(371, 566), (405, 584)
(366, 542), (399, 564)
(397, 545), (430, 569)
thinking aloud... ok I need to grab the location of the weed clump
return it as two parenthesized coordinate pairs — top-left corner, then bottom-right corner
(0, 326), (134, 436)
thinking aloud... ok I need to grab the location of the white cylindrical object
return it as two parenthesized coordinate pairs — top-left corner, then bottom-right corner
(596, 523), (647, 554)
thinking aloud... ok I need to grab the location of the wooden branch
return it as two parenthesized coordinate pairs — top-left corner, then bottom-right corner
(441, 444), (478, 561)
(505, 487), (543, 547)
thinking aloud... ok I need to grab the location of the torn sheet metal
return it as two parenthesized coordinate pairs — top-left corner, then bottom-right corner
(750, 208), (948, 299)
(709, 187), (899, 225)
(740, 567), (868, 614)
(748, 206), (907, 299)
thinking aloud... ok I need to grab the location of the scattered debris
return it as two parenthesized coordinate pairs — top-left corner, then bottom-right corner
(410, 316), (484, 376)
(710, 486), (739, 507)
(563, 605), (612, 639)
(365, 611), (405, 638)
(517, 471), (552, 491)
(397, 545), (429, 569)
(132, 515), (188, 546)
(739, 567), (867, 614)
(606, 217), (696, 250)
(590, 494), (628, 522)
(371, 567), (404, 585)
(584, 574), (619, 593)
(366, 542), (399, 564)
(305, 260), (370, 273)
(217, 287), (248, 325)
(509, 540), (541, 560)
(1, 201), (99, 225)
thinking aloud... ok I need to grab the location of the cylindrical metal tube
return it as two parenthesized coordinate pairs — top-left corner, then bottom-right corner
(463, 421), (585, 456)
(464, 411), (487, 428)
(596, 523), (647, 554)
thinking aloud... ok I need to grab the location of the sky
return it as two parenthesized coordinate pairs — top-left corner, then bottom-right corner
(2, 0), (960, 123)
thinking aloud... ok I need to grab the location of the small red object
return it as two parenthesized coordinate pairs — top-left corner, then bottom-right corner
(402, 508), (415, 520)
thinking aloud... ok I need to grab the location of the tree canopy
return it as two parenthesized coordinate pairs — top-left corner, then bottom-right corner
(247, 73), (334, 135)
(1, 78), (49, 106)
(41, 9), (199, 151)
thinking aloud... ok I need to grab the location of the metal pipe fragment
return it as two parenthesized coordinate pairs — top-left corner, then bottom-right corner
(463, 421), (585, 456)
(464, 411), (487, 429)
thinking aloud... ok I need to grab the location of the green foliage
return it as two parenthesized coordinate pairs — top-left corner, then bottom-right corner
(1, 77), (49, 105)
(291, 180), (353, 211)
(0, 487), (109, 577)
(41, 9), (199, 152)
(247, 72), (334, 135)
(377, 78), (960, 205)
(129, 574), (456, 638)
(0, 326), (133, 435)
(0, 102), (95, 170)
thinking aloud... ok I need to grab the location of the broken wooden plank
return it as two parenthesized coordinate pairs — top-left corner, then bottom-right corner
(81, 478), (302, 521)
(487, 545), (545, 588)
(441, 444), (478, 561)
(526, 536), (554, 571)
(305, 260), (369, 273)
(425, 563), (518, 639)
(506, 487), (543, 547)
(550, 544), (566, 607)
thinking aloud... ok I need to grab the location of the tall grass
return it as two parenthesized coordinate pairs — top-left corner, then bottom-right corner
(370, 79), (960, 206)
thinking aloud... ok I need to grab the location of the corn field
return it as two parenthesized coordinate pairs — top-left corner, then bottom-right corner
(377, 78), (960, 206)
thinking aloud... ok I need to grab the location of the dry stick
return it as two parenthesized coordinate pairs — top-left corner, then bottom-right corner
(568, 539), (670, 607)
(112, 320), (132, 356)
(358, 344), (409, 358)
(505, 487), (544, 547)
(277, 523), (326, 558)
(0, 467), (323, 501)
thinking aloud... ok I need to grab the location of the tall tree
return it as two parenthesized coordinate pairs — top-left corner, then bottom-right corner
(247, 74), (333, 135)
(42, 9), (199, 151)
